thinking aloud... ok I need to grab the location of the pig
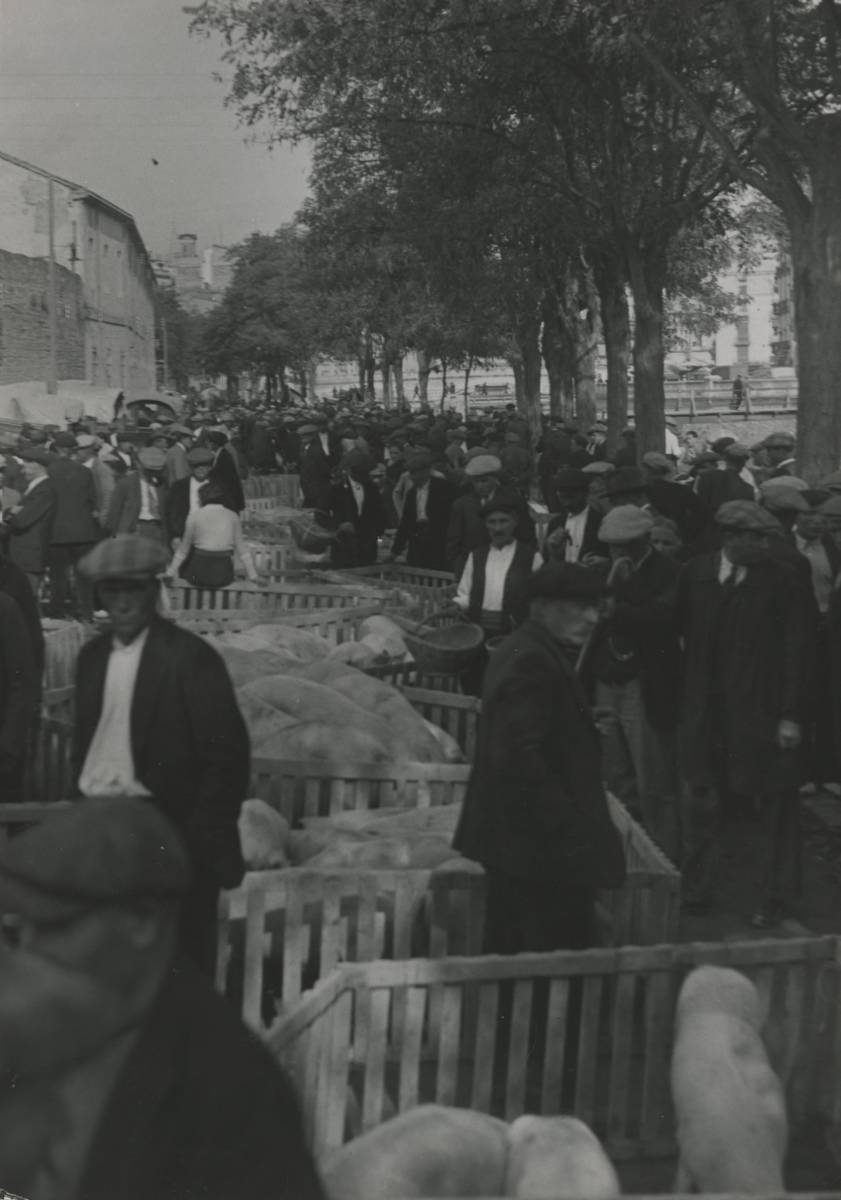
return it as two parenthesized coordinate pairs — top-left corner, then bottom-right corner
(504, 1115), (620, 1199)
(237, 798), (290, 870)
(670, 965), (788, 1193)
(320, 1104), (509, 1199)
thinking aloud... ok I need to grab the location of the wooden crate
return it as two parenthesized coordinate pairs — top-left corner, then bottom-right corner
(250, 760), (471, 827)
(398, 687), (480, 758)
(365, 661), (464, 693)
(267, 936), (841, 1170)
(605, 794), (680, 946)
(176, 603), (382, 644)
(217, 863), (486, 1028)
(167, 579), (373, 613)
(42, 620), (88, 690)
(243, 473), (301, 505)
(342, 564), (456, 616)
(25, 715), (75, 804)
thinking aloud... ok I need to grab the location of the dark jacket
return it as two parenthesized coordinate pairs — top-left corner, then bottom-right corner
(646, 478), (705, 547)
(299, 439), (336, 512)
(106, 473), (168, 536)
(0, 591), (37, 761)
(392, 476), (456, 572)
(545, 507), (603, 563)
(695, 468), (755, 550)
(586, 549), (682, 730)
(209, 446), (245, 514)
(446, 491), (535, 577)
(0, 553), (45, 684)
(78, 959), (325, 1200)
(46, 457), (100, 545)
(163, 476), (197, 543)
(328, 476), (386, 567)
(3, 478), (56, 573)
(677, 553), (814, 795)
(72, 617), (248, 892)
(453, 618), (626, 887)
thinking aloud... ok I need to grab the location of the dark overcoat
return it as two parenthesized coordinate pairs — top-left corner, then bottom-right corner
(328, 476), (386, 566)
(392, 476), (456, 571)
(677, 552), (814, 795)
(3, 480), (56, 573)
(453, 618), (626, 887)
(46, 458), (100, 545)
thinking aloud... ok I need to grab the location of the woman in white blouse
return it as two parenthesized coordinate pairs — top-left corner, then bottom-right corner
(167, 481), (259, 588)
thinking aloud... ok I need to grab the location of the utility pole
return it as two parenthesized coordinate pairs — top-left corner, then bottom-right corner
(47, 177), (58, 395)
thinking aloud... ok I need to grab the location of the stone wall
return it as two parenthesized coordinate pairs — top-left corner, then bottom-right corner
(0, 249), (85, 384)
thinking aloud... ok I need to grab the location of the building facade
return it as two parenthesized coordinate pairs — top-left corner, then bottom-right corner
(161, 232), (231, 314)
(0, 149), (157, 395)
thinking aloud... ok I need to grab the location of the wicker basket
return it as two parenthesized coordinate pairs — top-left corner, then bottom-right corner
(389, 611), (484, 674)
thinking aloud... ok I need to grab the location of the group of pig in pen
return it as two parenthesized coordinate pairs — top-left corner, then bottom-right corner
(18, 475), (841, 1200)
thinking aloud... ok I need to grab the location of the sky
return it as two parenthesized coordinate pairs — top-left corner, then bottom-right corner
(0, 0), (311, 259)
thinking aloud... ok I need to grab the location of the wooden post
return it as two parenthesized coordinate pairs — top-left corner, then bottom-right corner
(47, 178), (58, 395)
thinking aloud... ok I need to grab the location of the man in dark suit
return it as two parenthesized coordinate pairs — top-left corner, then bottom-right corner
(206, 431), (246, 514)
(164, 446), (214, 546)
(391, 450), (456, 571)
(543, 468), (604, 565)
(105, 447), (169, 546)
(585, 505), (682, 859)
(761, 430), (797, 480)
(642, 452), (705, 550)
(453, 562), (626, 952)
(74, 536), (249, 973)
(46, 432), (101, 620)
(0, 589), (38, 802)
(695, 442), (756, 550)
(298, 421), (336, 512)
(327, 449), (386, 567)
(0, 799), (325, 1200)
(2, 449), (56, 597)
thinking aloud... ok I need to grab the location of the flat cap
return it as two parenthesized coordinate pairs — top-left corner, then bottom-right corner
(52, 431), (77, 449)
(818, 471), (841, 493)
(528, 562), (607, 604)
(715, 500), (781, 532)
(588, 422), (607, 435)
(641, 451), (672, 474)
(604, 466), (647, 497)
(24, 429), (49, 445)
(407, 450), (434, 470)
(465, 454), (502, 477)
(764, 474), (808, 492)
(465, 445), (491, 461)
(723, 442), (752, 461)
(19, 448), (52, 466)
(553, 468), (589, 491)
(763, 431), (795, 449)
(186, 446), (214, 466)
(0, 798), (191, 923)
(342, 448), (374, 473)
(78, 534), (169, 581)
(598, 505), (655, 544)
(581, 461), (615, 476)
(802, 489), (831, 508)
(75, 433), (99, 450)
(137, 446), (167, 471)
(481, 489), (522, 518)
(710, 437), (736, 455)
(297, 423), (318, 436)
(169, 423), (192, 438)
(819, 496), (841, 517)
(760, 482), (809, 513)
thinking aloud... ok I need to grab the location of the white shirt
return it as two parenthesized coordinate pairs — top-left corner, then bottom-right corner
(455, 543), (543, 612)
(564, 508), (589, 562)
(138, 478), (159, 520)
(718, 551), (747, 588)
(415, 480), (430, 522)
(78, 628), (152, 797)
(348, 477), (365, 515)
(170, 502), (257, 581)
(665, 428), (681, 458)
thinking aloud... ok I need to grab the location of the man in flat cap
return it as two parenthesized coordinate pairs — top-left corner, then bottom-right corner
(46, 431), (101, 621)
(391, 450), (457, 571)
(163, 422), (193, 487)
(642, 451), (705, 550)
(2, 448), (57, 598)
(0, 799), (325, 1200)
(454, 562), (625, 951)
(677, 500), (814, 927)
(73, 535), (249, 971)
(694, 442), (757, 550)
(105, 446), (169, 546)
(446, 455), (534, 577)
(603, 466), (649, 510)
(326, 449), (386, 567)
(205, 429), (246, 515)
(584, 506), (682, 857)
(298, 420), (337, 513)
(165, 445), (214, 547)
(544, 468), (604, 565)
(76, 432), (117, 521)
(761, 430), (797, 480)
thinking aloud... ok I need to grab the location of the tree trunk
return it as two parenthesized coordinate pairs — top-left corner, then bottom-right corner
(381, 354), (393, 409)
(541, 291), (572, 421)
(463, 357), (473, 420)
(594, 258), (631, 457)
(573, 266), (600, 434)
(440, 361), (448, 411)
(417, 348), (431, 407)
(787, 144), (841, 480)
(357, 355), (365, 394)
(627, 243), (667, 458)
(515, 317), (543, 447)
(305, 359), (317, 401)
(510, 356), (525, 410)
(391, 357), (405, 409)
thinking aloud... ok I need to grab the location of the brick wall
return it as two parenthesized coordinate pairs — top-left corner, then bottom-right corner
(0, 249), (85, 384)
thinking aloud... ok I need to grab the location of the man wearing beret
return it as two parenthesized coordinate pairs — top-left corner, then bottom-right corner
(73, 535), (250, 971)
(391, 450), (457, 571)
(446, 455), (535, 577)
(677, 500), (815, 927)
(327, 449), (386, 567)
(585, 505), (682, 857)
(105, 446), (169, 546)
(454, 562), (625, 951)
(46, 431), (101, 621)
(0, 799), (325, 1200)
(165, 445), (214, 546)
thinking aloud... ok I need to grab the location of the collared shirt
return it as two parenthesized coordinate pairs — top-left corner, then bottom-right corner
(718, 550), (747, 588)
(455, 543), (543, 612)
(564, 508), (589, 562)
(796, 534), (833, 613)
(348, 477), (365, 515)
(78, 627), (152, 797)
(415, 480), (431, 522)
(138, 478), (159, 521)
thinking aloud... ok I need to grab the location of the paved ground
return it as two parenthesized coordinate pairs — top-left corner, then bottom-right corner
(676, 791), (841, 944)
